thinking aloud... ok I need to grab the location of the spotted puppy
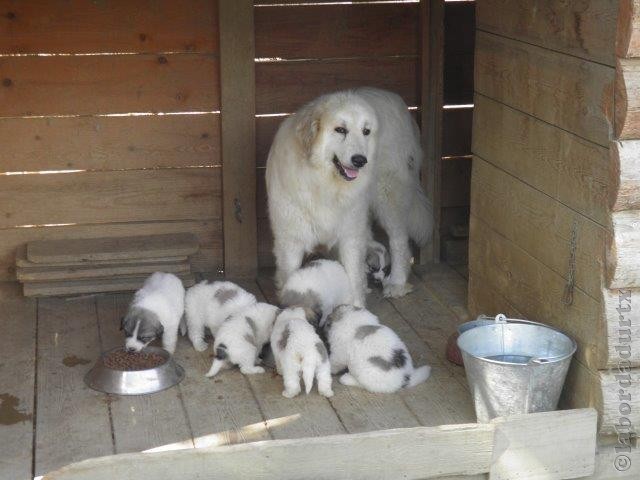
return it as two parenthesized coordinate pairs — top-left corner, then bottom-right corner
(205, 302), (279, 377)
(121, 272), (186, 354)
(279, 259), (353, 329)
(271, 307), (333, 398)
(184, 280), (257, 351)
(324, 305), (431, 393)
(366, 240), (391, 285)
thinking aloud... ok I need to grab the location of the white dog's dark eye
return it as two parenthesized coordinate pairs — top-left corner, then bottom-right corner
(363, 128), (371, 136)
(334, 127), (347, 134)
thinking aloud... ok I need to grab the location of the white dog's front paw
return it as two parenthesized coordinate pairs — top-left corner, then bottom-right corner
(240, 365), (265, 375)
(282, 388), (300, 398)
(319, 388), (334, 398)
(383, 282), (414, 298)
(192, 340), (208, 352)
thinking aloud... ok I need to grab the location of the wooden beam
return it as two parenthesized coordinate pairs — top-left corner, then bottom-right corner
(610, 140), (640, 211)
(42, 409), (597, 480)
(419, 0), (444, 263)
(219, 0), (258, 277)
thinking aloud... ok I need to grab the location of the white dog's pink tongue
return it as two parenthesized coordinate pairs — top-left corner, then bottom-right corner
(343, 166), (359, 179)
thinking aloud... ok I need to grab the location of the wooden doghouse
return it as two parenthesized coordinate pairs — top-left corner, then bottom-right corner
(0, 1), (637, 480)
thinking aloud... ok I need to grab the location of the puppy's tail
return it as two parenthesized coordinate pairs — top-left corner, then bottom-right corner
(407, 186), (434, 247)
(408, 365), (431, 388)
(302, 355), (317, 395)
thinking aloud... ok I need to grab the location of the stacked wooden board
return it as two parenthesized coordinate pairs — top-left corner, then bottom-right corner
(470, 0), (640, 441)
(17, 233), (198, 297)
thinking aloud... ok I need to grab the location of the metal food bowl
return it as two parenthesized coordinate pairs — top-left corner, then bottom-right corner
(84, 346), (185, 395)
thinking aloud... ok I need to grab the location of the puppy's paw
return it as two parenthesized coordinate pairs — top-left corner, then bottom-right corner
(240, 366), (265, 375)
(192, 340), (208, 352)
(282, 388), (300, 398)
(383, 282), (413, 298)
(339, 372), (360, 387)
(319, 388), (334, 398)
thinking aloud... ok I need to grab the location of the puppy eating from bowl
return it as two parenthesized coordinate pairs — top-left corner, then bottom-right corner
(121, 272), (186, 354)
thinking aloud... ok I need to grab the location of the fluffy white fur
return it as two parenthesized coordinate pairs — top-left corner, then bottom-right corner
(184, 280), (257, 352)
(324, 305), (431, 393)
(122, 272), (185, 354)
(205, 302), (279, 377)
(279, 259), (353, 328)
(271, 307), (333, 398)
(266, 87), (433, 305)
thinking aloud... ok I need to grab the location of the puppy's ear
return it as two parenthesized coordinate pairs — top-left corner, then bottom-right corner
(295, 106), (320, 154)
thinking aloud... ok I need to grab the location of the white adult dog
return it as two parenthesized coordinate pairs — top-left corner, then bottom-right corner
(266, 87), (432, 306)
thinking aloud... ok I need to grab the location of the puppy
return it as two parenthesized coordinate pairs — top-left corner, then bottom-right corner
(121, 272), (186, 354)
(205, 302), (279, 377)
(324, 305), (431, 393)
(366, 240), (391, 285)
(271, 307), (333, 398)
(279, 259), (354, 330)
(184, 280), (257, 352)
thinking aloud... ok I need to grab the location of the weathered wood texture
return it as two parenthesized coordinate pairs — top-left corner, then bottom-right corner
(617, 0), (640, 58)
(0, 114), (221, 173)
(606, 210), (640, 288)
(610, 140), (640, 211)
(475, 32), (614, 147)
(477, 0), (617, 65)
(219, 1), (257, 277)
(41, 409), (597, 480)
(614, 57), (640, 139)
(0, 0), (219, 54)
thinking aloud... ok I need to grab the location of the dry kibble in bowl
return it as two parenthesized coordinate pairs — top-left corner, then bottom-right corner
(102, 348), (166, 371)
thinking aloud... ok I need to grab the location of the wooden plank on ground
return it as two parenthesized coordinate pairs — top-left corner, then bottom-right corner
(28, 233), (198, 264)
(95, 294), (194, 454)
(0, 0), (218, 55)
(0, 54), (219, 117)
(0, 295), (36, 480)
(477, 0), (616, 66)
(255, 57), (418, 114)
(472, 95), (610, 226)
(470, 156), (606, 301)
(24, 274), (195, 297)
(35, 297), (113, 476)
(41, 409), (598, 480)
(255, 2), (418, 59)
(475, 32), (614, 147)
(469, 215), (605, 370)
(0, 220), (222, 282)
(219, 0), (257, 278)
(0, 114), (221, 173)
(0, 168), (221, 229)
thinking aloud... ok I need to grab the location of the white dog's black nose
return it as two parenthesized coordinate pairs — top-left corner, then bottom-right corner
(351, 155), (367, 168)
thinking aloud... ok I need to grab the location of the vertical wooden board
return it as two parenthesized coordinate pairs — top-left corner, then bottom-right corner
(255, 3), (419, 59)
(35, 297), (113, 476)
(0, 0), (219, 54)
(255, 57), (419, 114)
(0, 296), (36, 480)
(468, 216), (604, 370)
(219, 0), (257, 277)
(95, 294), (194, 454)
(0, 54), (220, 117)
(420, 0), (444, 263)
(441, 157), (471, 208)
(477, 0), (616, 66)
(442, 107), (473, 156)
(468, 268), (525, 320)
(0, 114), (221, 173)
(475, 32), (614, 147)
(472, 95), (610, 226)
(0, 168), (222, 229)
(470, 156), (606, 301)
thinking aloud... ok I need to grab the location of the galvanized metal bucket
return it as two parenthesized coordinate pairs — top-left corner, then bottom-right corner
(457, 314), (577, 422)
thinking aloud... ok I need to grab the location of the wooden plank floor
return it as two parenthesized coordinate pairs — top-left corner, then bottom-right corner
(0, 264), (474, 479)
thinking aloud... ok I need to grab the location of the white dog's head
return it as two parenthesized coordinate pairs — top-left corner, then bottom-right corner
(295, 91), (378, 184)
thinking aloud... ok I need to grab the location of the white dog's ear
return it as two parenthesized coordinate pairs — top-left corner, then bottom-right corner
(295, 106), (320, 154)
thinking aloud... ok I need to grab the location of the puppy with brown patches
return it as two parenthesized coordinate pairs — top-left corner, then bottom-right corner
(279, 259), (353, 329)
(184, 280), (257, 352)
(324, 305), (431, 393)
(205, 302), (279, 378)
(270, 307), (333, 398)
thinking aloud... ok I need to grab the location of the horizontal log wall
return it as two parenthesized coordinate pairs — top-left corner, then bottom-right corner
(471, 0), (640, 433)
(0, 0), (223, 279)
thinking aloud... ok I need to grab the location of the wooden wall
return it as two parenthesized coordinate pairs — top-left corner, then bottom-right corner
(0, 0), (223, 280)
(470, 0), (640, 434)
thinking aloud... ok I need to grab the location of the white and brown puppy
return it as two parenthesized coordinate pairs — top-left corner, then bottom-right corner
(366, 240), (391, 286)
(184, 280), (257, 352)
(324, 305), (431, 393)
(271, 307), (333, 398)
(121, 272), (186, 354)
(205, 302), (279, 377)
(279, 259), (354, 329)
